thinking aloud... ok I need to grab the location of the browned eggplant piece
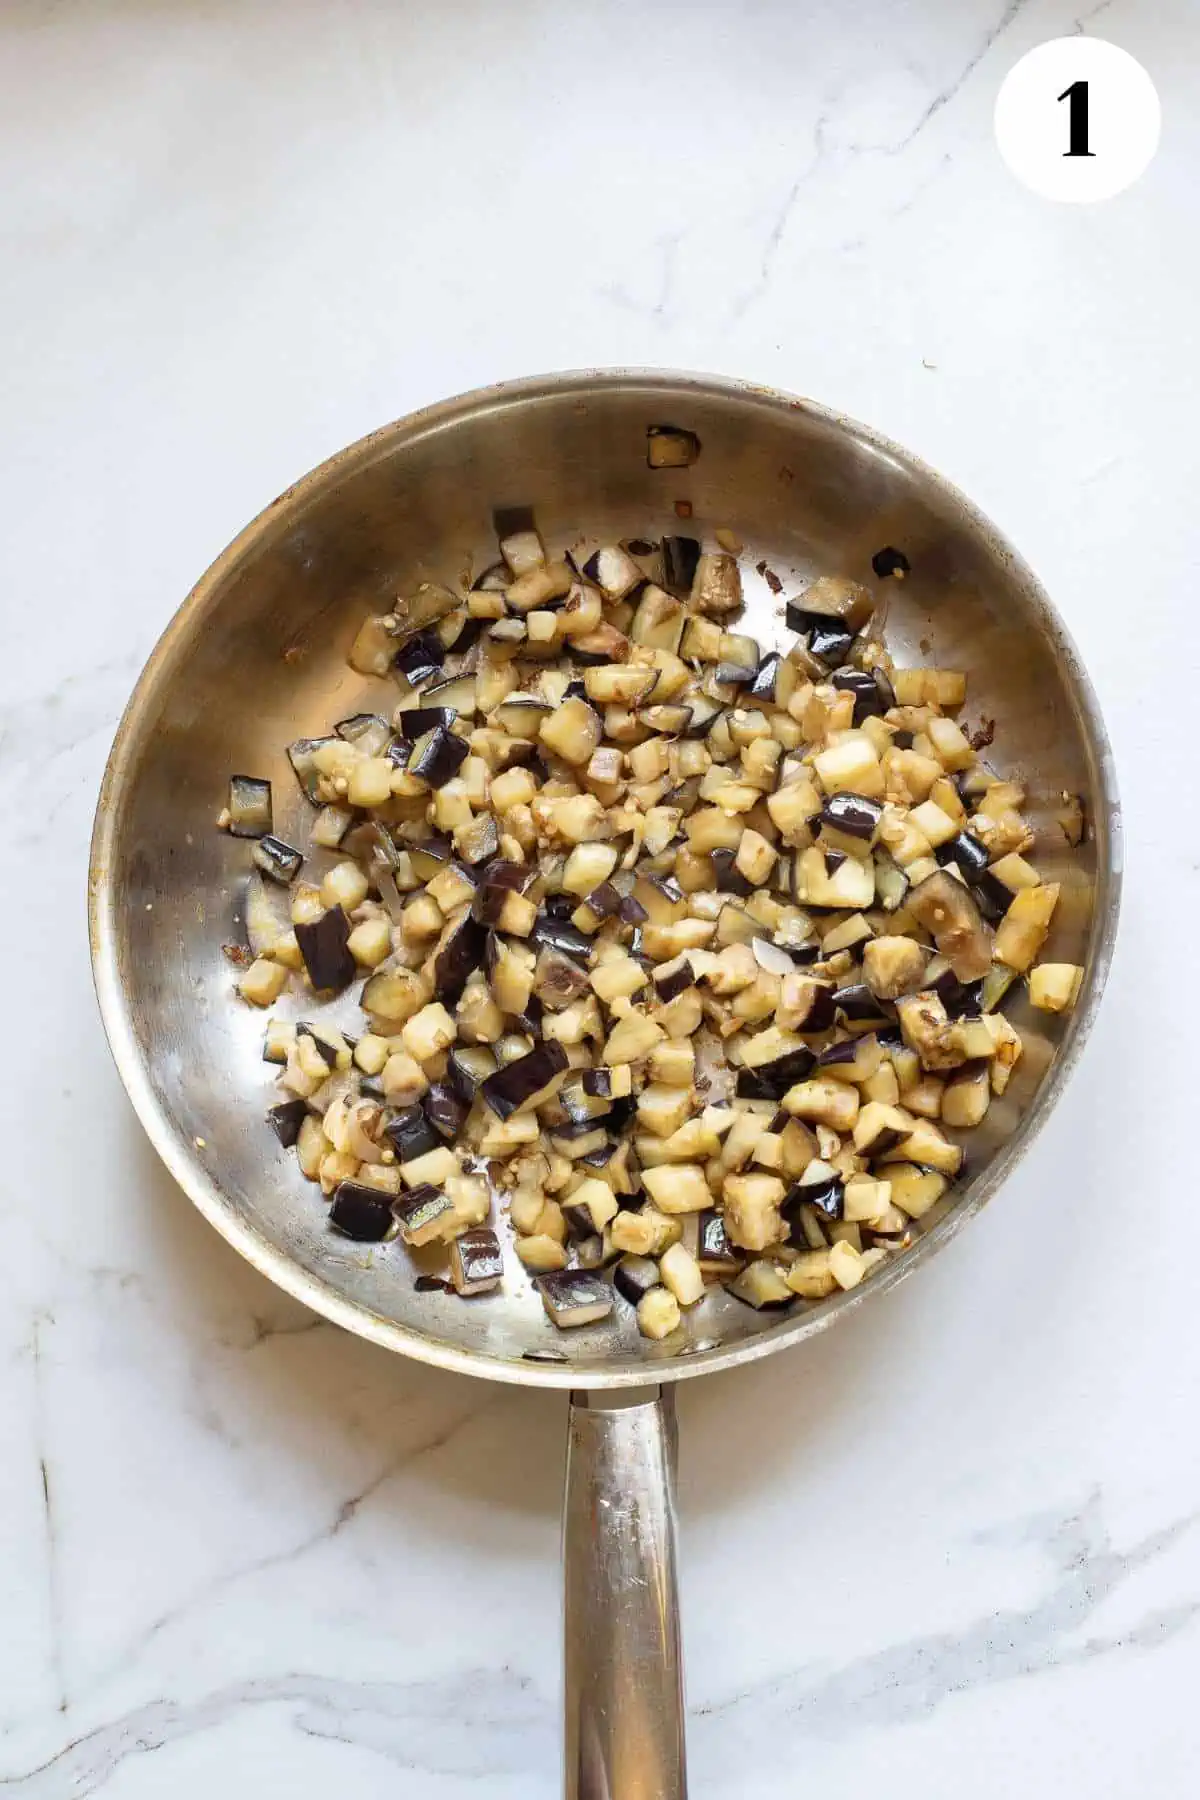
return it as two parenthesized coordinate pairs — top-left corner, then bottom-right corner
(450, 1228), (504, 1296)
(267, 1098), (307, 1147)
(537, 1268), (615, 1327)
(407, 835), (456, 883)
(929, 969), (985, 1019)
(831, 668), (885, 725)
(783, 1171), (844, 1221)
(584, 880), (623, 919)
(334, 713), (392, 754)
(971, 869), (1015, 924)
(228, 775), (273, 838)
(393, 1183), (455, 1246)
(433, 908), (488, 1004)
(456, 812), (500, 866)
(711, 847), (754, 896)
(937, 831), (990, 880)
(748, 652), (783, 703)
(652, 955), (695, 1002)
(696, 1210), (743, 1275)
(480, 1041), (568, 1120)
(736, 1045), (815, 1100)
(613, 1256), (661, 1305)
(448, 1043), (497, 1103)
(534, 947), (590, 1010)
(393, 630), (445, 686)
(817, 1033), (882, 1079)
(423, 1082), (469, 1140)
(683, 694), (725, 738)
(295, 905), (355, 990)
(394, 706), (458, 739)
(384, 1105), (441, 1162)
(907, 870), (994, 983)
(751, 937), (799, 978)
(286, 735), (340, 802)
(832, 983), (892, 1025)
(661, 535), (701, 592)
(409, 725), (469, 788)
(581, 1067), (615, 1099)
(872, 546), (910, 578)
(252, 834), (303, 885)
(560, 1078), (613, 1125)
(619, 892), (649, 925)
(647, 425), (701, 468)
(531, 913), (594, 963)
(789, 575), (875, 633)
(329, 1181), (396, 1242)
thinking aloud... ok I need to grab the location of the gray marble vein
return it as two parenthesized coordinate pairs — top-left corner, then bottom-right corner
(5, 1489), (1196, 1794)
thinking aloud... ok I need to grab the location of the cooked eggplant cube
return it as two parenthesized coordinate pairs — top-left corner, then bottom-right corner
(423, 1082), (470, 1140)
(536, 1269), (615, 1329)
(647, 425), (701, 468)
(582, 545), (644, 599)
(252, 834), (304, 885)
(907, 871), (993, 984)
(690, 553), (742, 618)
(383, 1105), (441, 1163)
(393, 1183), (455, 1247)
(819, 792), (882, 842)
(613, 1255), (662, 1305)
(480, 1041), (568, 1119)
(329, 1181), (396, 1243)
(409, 725), (469, 788)
(267, 1097), (308, 1147)
(393, 630), (445, 686)
(228, 775), (273, 838)
(295, 905), (355, 991)
(662, 535), (701, 592)
(450, 1228), (504, 1296)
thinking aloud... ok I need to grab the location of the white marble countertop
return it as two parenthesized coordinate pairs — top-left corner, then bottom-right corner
(2, 0), (1196, 1793)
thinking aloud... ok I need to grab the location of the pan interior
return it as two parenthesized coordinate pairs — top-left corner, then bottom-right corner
(90, 373), (1117, 1387)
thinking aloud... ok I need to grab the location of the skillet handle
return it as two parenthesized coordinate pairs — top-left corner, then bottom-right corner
(563, 1386), (686, 1800)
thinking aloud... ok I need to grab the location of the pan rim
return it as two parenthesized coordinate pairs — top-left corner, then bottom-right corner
(88, 367), (1122, 1390)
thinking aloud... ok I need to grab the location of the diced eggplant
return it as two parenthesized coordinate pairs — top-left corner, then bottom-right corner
(534, 947), (590, 1010)
(710, 847), (753, 896)
(582, 545), (644, 599)
(473, 559), (511, 593)
(783, 1171), (844, 1220)
(715, 659), (757, 688)
(736, 1045), (816, 1101)
(661, 535), (701, 592)
(480, 1041), (568, 1120)
(252, 834), (304, 885)
(832, 983), (891, 1025)
(907, 871), (993, 983)
(751, 937), (798, 978)
(329, 1181), (396, 1243)
(456, 812), (499, 867)
(790, 575), (875, 633)
(613, 1255), (662, 1305)
(423, 1082), (469, 1140)
(874, 856), (910, 913)
(937, 830), (991, 880)
(450, 1228), (504, 1296)
(394, 706), (457, 739)
(432, 909), (488, 1004)
(830, 667), (886, 725)
(808, 622), (856, 665)
(393, 630), (445, 686)
(929, 968), (985, 1020)
(286, 735), (340, 803)
(448, 1043), (498, 1103)
(728, 1261), (793, 1309)
(228, 775), (273, 838)
(295, 905), (355, 990)
(267, 1097), (308, 1147)
(409, 725), (469, 789)
(683, 694), (725, 738)
(383, 1105), (441, 1163)
(531, 913), (594, 962)
(819, 792), (882, 841)
(647, 425), (701, 469)
(296, 1022), (339, 1069)
(537, 1268), (615, 1329)
(334, 712), (392, 755)
(872, 546), (910, 578)
(690, 554), (742, 618)
(696, 1210), (743, 1274)
(972, 869), (1015, 925)
(393, 1183), (455, 1246)
(747, 652), (783, 704)
(419, 674), (479, 716)
(652, 955), (696, 1002)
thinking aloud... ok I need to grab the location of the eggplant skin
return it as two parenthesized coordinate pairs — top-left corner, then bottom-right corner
(384, 1105), (440, 1162)
(228, 776), (273, 838)
(295, 905), (355, 991)
(423, 1082), (469, 1140)
(784, 1174), (844, 1221)
(480, 1041), (568, 1120)
(433, 912), (489, 1005)
(662, 536), (701, 591)
(267, 1098), (308, 1147)
(328, 1181), (395, 1242)
(871, 546), (910, 578)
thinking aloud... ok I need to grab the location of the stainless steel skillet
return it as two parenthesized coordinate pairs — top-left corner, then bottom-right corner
(89, 370), (1120, 1797)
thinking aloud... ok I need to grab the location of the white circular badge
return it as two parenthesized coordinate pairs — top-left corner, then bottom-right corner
(994, 38), (1160, 203)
